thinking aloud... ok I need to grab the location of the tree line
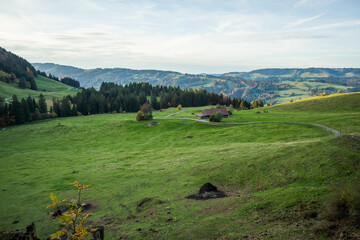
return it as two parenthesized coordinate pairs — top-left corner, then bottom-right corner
(0, 94), (50, 126)
(0, 82), (263, 126)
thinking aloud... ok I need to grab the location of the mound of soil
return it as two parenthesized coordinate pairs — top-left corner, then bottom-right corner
(136, 197), (165, 212)
(186, 182), (226, 200)
(146, 122), (159, 127)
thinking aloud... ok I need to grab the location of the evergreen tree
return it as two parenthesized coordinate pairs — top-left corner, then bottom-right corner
(38, 94), (47, 113)
(27, 95), (35, 113)
(138, 92), (147, 105)
(11, 95), (25, 124)
(30, 78), (38, 90)
(21, 99), (31, 122)
(150, 95), (160, 110)
(19, 77), (28, 89)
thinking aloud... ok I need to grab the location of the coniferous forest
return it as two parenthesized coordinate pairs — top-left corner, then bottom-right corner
(0, 82), (254, 126)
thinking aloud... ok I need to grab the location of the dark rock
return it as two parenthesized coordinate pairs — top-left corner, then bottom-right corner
(199, 182), (218, 194)
(136, 228), (142, 231)
(12, 220), (19, 224)
(3, 189), (6, 191)
(187, 136), (193, 138)
(186, 182), (226, 200)
(166, 218), (173, 222)
(72, 171), (79, 174)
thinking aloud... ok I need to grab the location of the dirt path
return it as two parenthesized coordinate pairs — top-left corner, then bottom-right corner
(156, 118), (341, 135)
(163, 110), (187, 118)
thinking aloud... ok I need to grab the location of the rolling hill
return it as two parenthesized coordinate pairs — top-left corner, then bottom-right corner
(33, 63), (360, 104)
(222, 68), (360, 79)
(0, 47), (80, 103)
(1, 93), (359, 239)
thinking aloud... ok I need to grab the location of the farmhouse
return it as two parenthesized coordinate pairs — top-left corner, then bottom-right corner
(196, 108), (230, 119)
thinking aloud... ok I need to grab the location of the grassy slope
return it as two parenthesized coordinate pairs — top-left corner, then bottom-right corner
(268, 81), (351, 104)
(165, 93), (360, 135)
(0, 93), (359, 239)
(0, 76), (80, 101)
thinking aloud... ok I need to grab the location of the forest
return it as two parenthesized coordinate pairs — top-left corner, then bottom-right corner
(0, 82), (262, 126)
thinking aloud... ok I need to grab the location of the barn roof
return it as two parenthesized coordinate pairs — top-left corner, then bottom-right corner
(196, 108), (230, 118)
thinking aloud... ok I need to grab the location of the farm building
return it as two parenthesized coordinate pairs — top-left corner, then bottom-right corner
(196, 108), (230, 119)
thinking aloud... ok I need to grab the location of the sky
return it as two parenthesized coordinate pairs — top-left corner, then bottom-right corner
(0, 0), (359, 73)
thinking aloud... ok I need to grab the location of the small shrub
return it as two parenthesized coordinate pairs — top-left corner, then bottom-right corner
(177, 104), (182, 111)
(338, 89), (343, 94)
(209, 111), (223, 122)
(47, 181), (96, 240)
(323, 183), (360, 221)
(321, 92), (327, 96)
(50, 110), (58, 118)
(136, 103), (153, 121)
(324, 188), (351, 221)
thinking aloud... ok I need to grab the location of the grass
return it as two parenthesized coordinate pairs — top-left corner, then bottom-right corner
(165, 93), (360, 135)
(0, 76), (80, 102)
(0, 93), (359, 239)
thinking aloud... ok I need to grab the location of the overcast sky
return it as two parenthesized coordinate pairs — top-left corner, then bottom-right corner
(0, 0), (359, 73)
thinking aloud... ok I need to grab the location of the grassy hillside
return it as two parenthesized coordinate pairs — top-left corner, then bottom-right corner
(163, 93), (360, 135)
(0, 75), (80, 102)
(0, 93), (359, 239)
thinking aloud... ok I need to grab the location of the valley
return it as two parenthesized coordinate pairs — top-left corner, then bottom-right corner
(1, 93), (359, 239)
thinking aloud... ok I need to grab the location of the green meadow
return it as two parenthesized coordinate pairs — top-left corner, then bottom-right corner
(0, 93), (359, 239)
(0, 75), (80, 102)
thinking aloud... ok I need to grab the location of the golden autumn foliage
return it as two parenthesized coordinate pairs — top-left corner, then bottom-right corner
(47, 181), (96, 240)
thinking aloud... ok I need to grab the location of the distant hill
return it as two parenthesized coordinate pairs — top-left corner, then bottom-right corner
(33, 62), (263, 100)
(33, 63), (360, 103)
(221, 68), (360, 79)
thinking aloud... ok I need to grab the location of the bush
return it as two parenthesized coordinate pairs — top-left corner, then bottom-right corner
(177, 104), (182, 111)
(136, 103), (153, 121)
(323, 184), (360, 221)
(209, 111), (223, 122)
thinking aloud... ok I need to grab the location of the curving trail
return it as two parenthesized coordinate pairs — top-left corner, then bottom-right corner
(155, 118), (341, 136)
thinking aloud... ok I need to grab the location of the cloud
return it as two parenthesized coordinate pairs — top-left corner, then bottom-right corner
(285, 14), (323, 28)
(293, 0), (338, 8)
(0, 0), (359, 73)
(305, 20), (360, 31)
